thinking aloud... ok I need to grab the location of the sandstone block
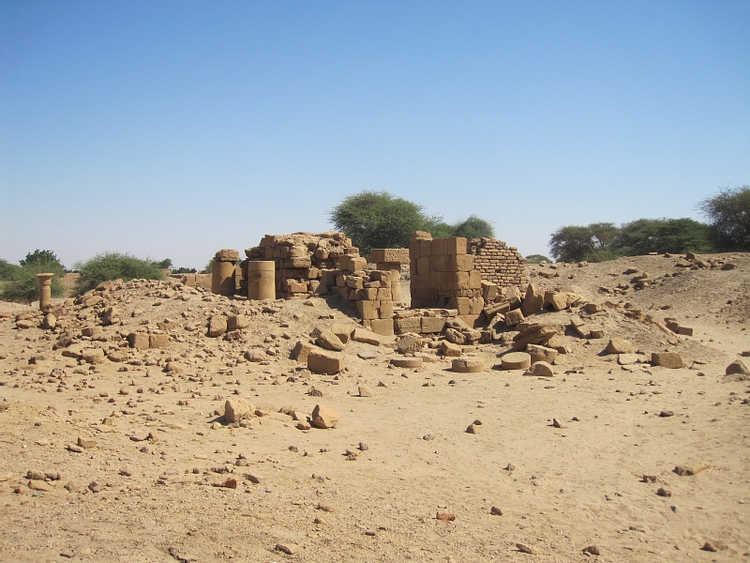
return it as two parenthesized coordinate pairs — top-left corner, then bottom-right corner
(512, 324), (557, 351)
(521, 283), (544, 316)
(286, 279), (309, 294)
(505, 309), (525, 327)
(451, 358), (485, 373)
(311, 404), (340, 429)
(308, 350), (345, 374)
(227, 314), (250, 331)
(440, 341), (462, 357)
(370, 248), (409, 263)
(356, 300), (380, 320)
(339, 255), (367, 272)
(351, 328), (381, 346)
(526, 343), (558, 364)
(395, 317), (421, 334)
(316, 329), (346, 351)
(215, 249), (240, 262)
(358, 385), (374, 397)
(445, 237), (467, 255)
(651, 352), (684, 369)
(367, 318), (394, 336)
(207, 315), (228, 337)
(291, 341), (314, 363)
(224, 398), (255, 423)
(128, 332), (150, 350)
(421, 316), (446, 333)
(525, 361), (555, 376)
(82, 348), (106, 364)
(390, 357), (423, 368)
(149, 334), (170, 348)
(501, 352), (531, 370)
(604, 337), (634, 355)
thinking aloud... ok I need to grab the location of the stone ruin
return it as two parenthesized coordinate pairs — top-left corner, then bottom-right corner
(206, 230), (530, 336)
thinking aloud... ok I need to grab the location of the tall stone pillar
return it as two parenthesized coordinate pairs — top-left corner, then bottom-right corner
(36, 273), (55, 310)
(247, 261), (276, 300)
(211, 249), (239, 296)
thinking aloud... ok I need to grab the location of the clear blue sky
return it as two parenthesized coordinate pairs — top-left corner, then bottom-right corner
(2, 1), (748, 269)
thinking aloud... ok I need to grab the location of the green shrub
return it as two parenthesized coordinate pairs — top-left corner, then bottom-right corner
(74, 252), (165, 294)
(0, 259), (20, 280)
(1, 250), (66, 303)
(525, 254), (551, 264)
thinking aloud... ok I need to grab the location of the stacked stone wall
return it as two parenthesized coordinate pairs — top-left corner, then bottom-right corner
(244, 232), (356, 298)
(467, 238), (529, 290)
(409, 232), (484, 317)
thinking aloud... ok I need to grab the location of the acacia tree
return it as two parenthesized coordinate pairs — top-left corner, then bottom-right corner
(700, 186), (750, 251)
(549, 225), (603, 262)
(614, 218), (712, 255)
(1, 249), (66, 303)
(453, 215), (494, 239)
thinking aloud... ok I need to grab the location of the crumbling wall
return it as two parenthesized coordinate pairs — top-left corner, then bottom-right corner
(467, 238), (529, 291)
(409, 232), (485, 318)
(244, 232), (356, 298)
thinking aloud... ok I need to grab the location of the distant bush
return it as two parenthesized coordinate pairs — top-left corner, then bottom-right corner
(525, 254), (551, 264)
(700, 186), (750, 251)
(0, 259), (20, 280)
(74, 252), (165, 294)
(172, 266), (197, 274)
(1, 250), (66, 303)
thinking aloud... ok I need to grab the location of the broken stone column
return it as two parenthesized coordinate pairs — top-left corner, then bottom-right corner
(211, 249), (239, 296)
(248, 260), (276, 300)
(36, 273), (54, 310)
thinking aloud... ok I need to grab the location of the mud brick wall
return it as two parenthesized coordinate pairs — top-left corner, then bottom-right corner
(409, 232), (484, 316)
(467, 238), (529, 291)
(244, 232), (356, 298)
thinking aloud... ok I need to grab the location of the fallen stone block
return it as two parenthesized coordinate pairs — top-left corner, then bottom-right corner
(440, 341), (462, 357)
(207, 315), (227, 338)
(525, 361), (555, 376)
(512, 324), (557, 351)
(311, 404), (340, 429)
(351, 328), (381, 346)
(526, 343), (558, 364)
(390, 357), (423, 368)
(128, 332), (150, 350)
(451, 358), (485, 373)
(308, 350), (345, 374)
(651, 351), (684, 369)
(501, 352), (531, 370)
(316, 329), (346, 351)
(224, 398), (255, 423)
(604, 337), (634, 355)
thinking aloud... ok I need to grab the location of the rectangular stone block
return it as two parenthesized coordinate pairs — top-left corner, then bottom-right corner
(432, 255), (449, 272)
(308, 349), (345, 374)
(417, 256), (431, 276)
(449, 254), (474, 272)
(368, 318), (395, 336)
(356, 300), (380, 320)
(286, 279), (308, 294)
(291, 341), (314, 363)
(282, 257), (312, 269)
(469, 270), (483, 289)
(421, 316), (446, 333)
(419, 240), (432, 257)
(379, 300), (393, 319)
(451, 297), (471, 315)
(409, 242), (421, 260)
(376, 288), (392, 301)
(431, 238), (447, 256)
(445, 237), (467, 255)
(370, 248), (409, 264)
(376, 262), (402, 272)
(339, 255), (368, 272)
(395, 316), (421, 334)
(442, 271), (469, 290)
(430, 271), (444, 290)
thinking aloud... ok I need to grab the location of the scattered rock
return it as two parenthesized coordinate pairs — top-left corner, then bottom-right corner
(604, 337), (634, 355)
(436, 512), (456, 522)
(358, 385), (373, 398)
(651, 352), (684, 369)
(674, 464), (710, 476)
(316, 329), (346, 351)
(223, 399), (255, 423)
(525, 361), (554, 377)
(656, 487), (672, 497)
(490, 506), (503, 516)
(390, 357), (423, 369)
(582, 545), (600, 556)
(725, 359), (749, 376)
(311, 404), (340, 429)
(515, 543), (535, 554)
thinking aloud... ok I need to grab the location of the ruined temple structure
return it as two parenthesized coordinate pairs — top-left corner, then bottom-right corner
(211, 230), (529, 334)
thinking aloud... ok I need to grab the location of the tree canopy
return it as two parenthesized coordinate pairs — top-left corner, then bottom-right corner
(74, 252), (165, 294)
(1, 249), (66, 303)
(700, 186), (750, 251)
(329, 191), (495, 257)
(549, 218), (714, 262)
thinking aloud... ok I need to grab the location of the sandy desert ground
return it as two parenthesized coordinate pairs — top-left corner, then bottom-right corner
(0, 252), (748, 563)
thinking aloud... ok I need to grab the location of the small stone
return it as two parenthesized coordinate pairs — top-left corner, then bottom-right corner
(88, 481), (102, 493)
(275, 544), (296, 555)
(466, 423), (478, 434)
(358, 385), (373, 398)
(725, 359), (749, 376)
(516, 543), (535, 554)
(77, 437), (97, 449)
(604, 338), (633, 355)
(551, 418), (562, 428)
(656, 487), (672, 497)
(658, 410), (674, 418)
(582, 545), (600, 556)
(490, 506), (503, 516)
(436, 512), (455, 521)
(28, 479), (53, 492)
(222, 477), (238, 489)
(701, 542), (717, 552)
(651, 352), (684, 369)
